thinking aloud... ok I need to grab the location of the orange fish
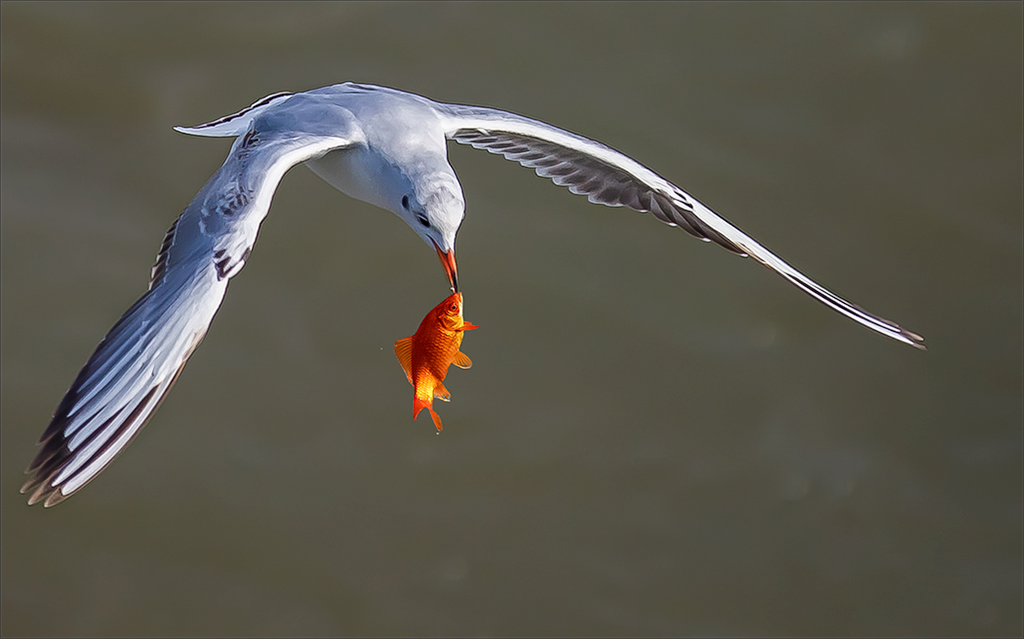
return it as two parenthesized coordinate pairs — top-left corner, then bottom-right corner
(394, 293), (478, 431)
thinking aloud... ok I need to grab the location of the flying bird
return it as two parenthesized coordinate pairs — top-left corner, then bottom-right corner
(22, 82), (924, 507)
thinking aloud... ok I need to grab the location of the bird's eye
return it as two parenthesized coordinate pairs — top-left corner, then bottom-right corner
(416, 213), (430, 228)
(401, 195), (410, 210)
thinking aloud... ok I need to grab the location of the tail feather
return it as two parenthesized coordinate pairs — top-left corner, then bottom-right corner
(174, 92), (293, 137)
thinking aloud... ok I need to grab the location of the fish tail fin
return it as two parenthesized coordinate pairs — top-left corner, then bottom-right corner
(413, 394), (432, 421)
(413, 395), (443, 431)
(428, 407), (443, 431)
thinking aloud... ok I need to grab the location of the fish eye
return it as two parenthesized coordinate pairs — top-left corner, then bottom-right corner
(449, 302), (458, 312)
(401, 195), (410, 210)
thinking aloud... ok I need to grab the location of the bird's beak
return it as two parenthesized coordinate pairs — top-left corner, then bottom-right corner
(432, 240), (459, 293)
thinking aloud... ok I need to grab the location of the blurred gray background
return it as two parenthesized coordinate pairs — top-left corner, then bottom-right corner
(2, 2), (1021, 636)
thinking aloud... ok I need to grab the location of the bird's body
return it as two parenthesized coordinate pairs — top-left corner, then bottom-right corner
(394, 293), (478, 432)
(22, 82), (924, 507)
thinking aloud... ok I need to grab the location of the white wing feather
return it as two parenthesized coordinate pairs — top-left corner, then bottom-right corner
(23, 94), (359, 506)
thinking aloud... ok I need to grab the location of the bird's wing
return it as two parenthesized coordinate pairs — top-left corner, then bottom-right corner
(437, 103), (924, 349)
(23, 99), (360, 506)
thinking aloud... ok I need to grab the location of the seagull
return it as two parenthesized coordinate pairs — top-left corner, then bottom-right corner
(22, 82), (924, 506)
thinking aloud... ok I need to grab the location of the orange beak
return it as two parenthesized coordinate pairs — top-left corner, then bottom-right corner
(432, 240), (459, 293)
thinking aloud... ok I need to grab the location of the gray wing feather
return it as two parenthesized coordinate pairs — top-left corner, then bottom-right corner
(438, 103), (924, 349)
(448, 127), (745, 255)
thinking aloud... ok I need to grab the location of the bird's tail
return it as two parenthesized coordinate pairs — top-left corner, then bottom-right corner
(174, 92), (293, 138)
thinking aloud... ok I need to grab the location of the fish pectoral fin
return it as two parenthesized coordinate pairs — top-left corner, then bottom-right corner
(434, 382), (451, 402)
(451, 351), (473, 369)
(394, 337), (414, 382)
(459, 322), (479, 331)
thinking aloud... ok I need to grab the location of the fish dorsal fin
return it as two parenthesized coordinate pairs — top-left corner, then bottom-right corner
(452, 351), (473, 369)
(434, 382), (451, 402)
(394, 337), (413, 383)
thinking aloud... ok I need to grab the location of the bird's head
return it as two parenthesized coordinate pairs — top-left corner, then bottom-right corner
(398, 174), (464, 293)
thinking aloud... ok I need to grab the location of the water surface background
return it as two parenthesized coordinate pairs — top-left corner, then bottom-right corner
(2, 2), (1021, 636)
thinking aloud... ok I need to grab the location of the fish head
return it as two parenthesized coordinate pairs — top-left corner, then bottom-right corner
(435, 292), (465, 330)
